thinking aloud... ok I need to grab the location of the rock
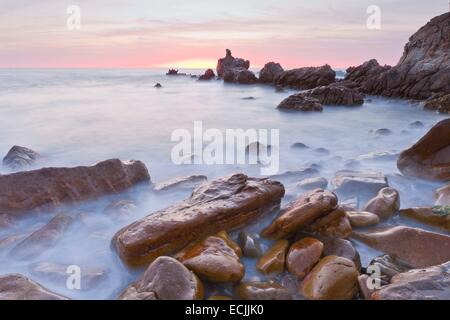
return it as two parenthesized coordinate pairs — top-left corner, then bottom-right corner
(217, 49), (250, 77)
(307, 207), (353, 239)
(103, 199), (136, 222)
(368, 254), (412, 283)
(2, 146), (40, 170)
(0, 159), (151, 216)
(166, 69), (182, 76)
(256, 240), (289, 275)
(362, 187), (400, 220)
(238, 231), (263, 258)
(175, 232), (244, 283)
(345, 13), (450, 99)
(262, 189), (338, 240)
(30, 262), (108, 291)
(153, 175), (207, 193)
(321, 237), (361, 271)
(398, 119), (450, 181)
(0, 274), (68, 300)
(275, 65), (336, 90)
(425, 94), (450, 113)
(313, 148), (330, 156)
(436, 184), (450, 206)
(277, 93), (323, 112)
(234, 281), (292, 300)
(286, 237), (323, 279)
(355, 150), (399, 162)
(223, 68), (258, 84)
(118, 256), (203, 300)
(331, 170), (388, 200)
(154, 83), (162, 88)
(358, 275), (375, 300)
(306, 85), (364, 105)
(374, 128), (393, 136)
(301, 256), (359, 300)
(10, 213), (74, 260)
(296, 177), (328, 190)
(352, 226), (450, 268)
(290, 142), (310, 149)
(400, 207), (450, 231)
(259, 62), (284, 83)
(198, 69), (215, 80)
(409, 121), (424, 128)
(371, 261), (450, 300)
(113, 173), (284, 266)
(346, 211), (380, 228)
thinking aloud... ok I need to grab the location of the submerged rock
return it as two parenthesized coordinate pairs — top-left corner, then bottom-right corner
(275, 65), (336, 90)
(362, 187), (400, 220)
(0, 159), (150, 216)
(234, 281), (292, 300)
(296, 177), (328, 190)
(2, 145), (40, 170)
(306, 85), (364, 106)
(321, 237), (361, 271)
(259, 62), (284, 83)
(352, 226), (450, 268)
(223, 68), (257, 84)
(331, 170), (388, 200)
(286, 237), (323, 279)
(277, 93), (323, 112)
(425, 94), (450, 114)
(0, 274), (68, 300)
(256, 240), (289, 275)
(118, 256), (204, 300)
(307, 207), (353, 239)
(113, 173), (284, 266)
(397, 119), (450, 181)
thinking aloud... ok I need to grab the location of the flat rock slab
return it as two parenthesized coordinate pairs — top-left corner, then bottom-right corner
(0, 159), (151, 216)
(0, 274), (68, 300)
(332, 170), (388, 200)
(113, 173), (284, 266)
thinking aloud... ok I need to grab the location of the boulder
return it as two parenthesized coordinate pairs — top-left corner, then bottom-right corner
(234, 281), (292, 300)
(306, 85), (364, 105)
(0, 159), (150, 216)
(331, 170), (388, 200)
(435, 184), (450, 205)
(306, 207), (353, 239)
(259, 62), (284, 83)
(397, 119), (450, 181)
(216, 49), (250, 77)
(118, 256), (203, 300)
(362, 187), (400, 219)
(2, 146), (40, 170)
(277, 94), (322, 112)
(424, 94), (450, 113)
(113, 173), (284, 266)
(275, 65), (336, 90)
(223, 68), (258, 84)
(175, 232), (244, 283)
(400, 207), (450, 231)
(10, 213), (74, 260)
(0, 274), (68, 300)
(321, 237), (361, 271)
(372, 261), (450, 300)
(301, 256), (359, 300)
(346, 211), (380, 228)
(352, 226), (450, 268)
(256, 240), (289, 275)
(198, 69), (215, 80)
(262, 189), (338, 240)
(286, 237), (323, 279)
(153, 175), (207, 193)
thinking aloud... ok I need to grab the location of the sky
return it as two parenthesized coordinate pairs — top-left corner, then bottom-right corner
(0, 0), (447, 69)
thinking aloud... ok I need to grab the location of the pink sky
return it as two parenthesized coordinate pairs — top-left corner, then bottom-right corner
(0, 0), (448, 69)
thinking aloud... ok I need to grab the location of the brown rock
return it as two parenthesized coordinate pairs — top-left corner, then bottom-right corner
(352, 226), (450, 268)
(153, 175), (207, 193)
(0, 159), (151, 216)
(10, 213), (74, 260)
(259, 62), (284, 83)
(307, 207), (353, 239)
(435, 184), (450, 205)
(424, 94), (450, 114)
(286, 237), (323, 279)
(217, 49), (250, 77)
(198, 69), (215, 80)
(397, 118), (450, 181)
(362, 187), (400, 219)
(275, 65), (336, 90)
(223, 68), (258, 84)
(118, 256), (204, 300)
(2, 145), (40, 170)
(306, 85), (364, 106)
(176, 232), (244, 283)
(234, 281), (292, 300)
(357, 275), (375, 300)
(277, 93), (323, 112)
(400, 207), (450, 231)
(0, 274), (68, 300)
(113, 174), (284, 266)
(296, 177), (328, 190)
(321, 237), (361, 271)
(256, 240), (289, 275)
(262, 189), (338, 240)
(346, 211), (380, 228)
(301, 255), (359, 300)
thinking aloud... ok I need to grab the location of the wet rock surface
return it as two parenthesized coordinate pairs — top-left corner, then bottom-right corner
(362, 187), (400, 220)
(0, 274), (68, 300)
(332, 170), (388, 200)
(435, 184), (450, 205)
(256, 240), (289, 275)
(2, 146), (40, 170)
(296, 177), (328, 190)
(277, 93), (323, 112)
(286, 237), (323, 279)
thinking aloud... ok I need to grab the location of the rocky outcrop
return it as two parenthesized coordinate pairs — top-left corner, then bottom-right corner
(424, 94), (450, 113)
(397, 119), (450, 181)
(2, 146), (40, 170)
(198, 69), (215, 80)
(217, 49), (250, 77)
(352, 226), (450, 268)
(259, 62), (284, 83)
(372, 261), (450, 300)
(118, 256), (203, 300)
(306, 85), (364, 106)
(435, 184), (450, 205)
(277, 93), (323, 112)
(306, 207), (353, 239)
(321, 238), (361, 271)
(275, 65), (336, 90)
(345, 13), (450, 99)
(0, 159), (151, 216)
(113, 173), (284, 266)
(0, 274), (68, 300)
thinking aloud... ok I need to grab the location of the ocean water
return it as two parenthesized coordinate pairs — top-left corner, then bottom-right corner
(0, 68), (448, 299)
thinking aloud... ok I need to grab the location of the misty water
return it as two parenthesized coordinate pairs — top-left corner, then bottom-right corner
(0, 68), (448, 299)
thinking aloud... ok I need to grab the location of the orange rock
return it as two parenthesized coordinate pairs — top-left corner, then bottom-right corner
(256, 240), (289, 275)
(286, 237), (323, 279)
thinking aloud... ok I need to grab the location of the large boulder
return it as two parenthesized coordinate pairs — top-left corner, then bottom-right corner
(2, 145), (40, 170)
(256, 240), (289, 275)
(345, 13), (450, 99)
(0, 274), (68, 300)
(0, 159), (151, 216)
(216, 49), (250, 77)
(397, 119), (450, 181)
(113, 173), (284, 266)
(352, 226), (450, 268)
(118, 256), (203, 300)
(424, 94), (450, 113)
(306, 85), (364, 106)
(259, 62), (284, 83)
(275, 65), (336, 90)
(277, 93), (323, 112)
